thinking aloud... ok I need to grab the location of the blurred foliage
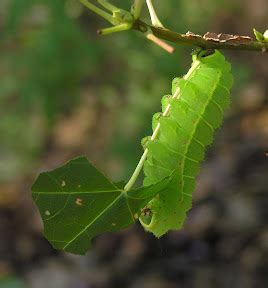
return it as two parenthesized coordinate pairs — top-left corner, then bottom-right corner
(0, 0), (250, 181)
(0, 0), (101, 180)
(0, 277), (25, 288)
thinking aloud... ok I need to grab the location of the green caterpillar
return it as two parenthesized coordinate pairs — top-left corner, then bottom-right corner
(139, 50), (233, 237)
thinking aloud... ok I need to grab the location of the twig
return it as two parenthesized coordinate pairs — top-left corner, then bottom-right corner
(146, 34), (174, 53)
(133, 20), (268, 53)
(80, 0), (268, 53)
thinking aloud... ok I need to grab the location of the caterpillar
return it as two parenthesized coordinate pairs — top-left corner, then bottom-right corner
(139, 50), (233, 237)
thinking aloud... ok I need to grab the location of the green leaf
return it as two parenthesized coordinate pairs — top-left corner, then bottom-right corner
(140, 50), (233, 237)
(253, 28), (264, 42)
(32, 156), (169, 255)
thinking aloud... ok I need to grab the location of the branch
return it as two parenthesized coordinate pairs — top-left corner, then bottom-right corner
(80, 0), (268, 53)
(133, 20), (268, 53)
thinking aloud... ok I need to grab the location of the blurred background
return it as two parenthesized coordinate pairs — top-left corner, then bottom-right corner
(0, 0), (267, 287)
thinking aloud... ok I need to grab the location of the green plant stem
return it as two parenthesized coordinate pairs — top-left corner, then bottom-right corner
(80, 0), (115, 24)
(99, 23), (133, 35)
(124, 59), (201, 192)
(124, 149), (149, 192)
(132, 0), (145, 19)
(96, 0), (118, 12)
(146, 0), (164, 27)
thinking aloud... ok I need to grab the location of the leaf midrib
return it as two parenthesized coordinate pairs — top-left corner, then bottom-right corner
(32, 189), (121, 195)
(63, 189), (126, 250)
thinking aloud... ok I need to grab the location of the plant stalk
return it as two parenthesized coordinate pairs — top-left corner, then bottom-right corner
(146, 0), (164, 27)
(96, 0), (118, 12)
(132, 0), (145, 19)
(80, 0), (115, 24)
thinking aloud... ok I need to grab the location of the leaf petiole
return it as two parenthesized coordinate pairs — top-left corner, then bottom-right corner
(98, 23), (133, 35)
(80, 0), (116, 25)
(96, 0), (119, 12)
(132, 0), (145, 19)
(146, 0), (164, 28)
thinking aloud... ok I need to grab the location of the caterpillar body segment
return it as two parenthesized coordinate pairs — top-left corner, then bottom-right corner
(140, 50), (233, 237)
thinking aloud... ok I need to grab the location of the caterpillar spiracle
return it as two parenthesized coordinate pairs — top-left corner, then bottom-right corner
(139, 50), (233, 237)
